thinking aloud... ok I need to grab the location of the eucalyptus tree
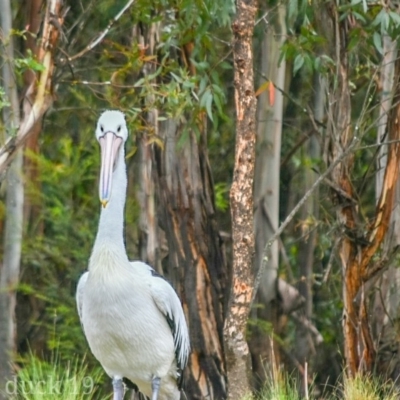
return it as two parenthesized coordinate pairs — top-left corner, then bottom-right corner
(0, 0), (22, 395)
(283, 0), (400, 378)
(0, 0), (64, 396)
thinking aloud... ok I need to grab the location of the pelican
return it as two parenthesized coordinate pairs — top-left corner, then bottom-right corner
(76, 110), (190, 400)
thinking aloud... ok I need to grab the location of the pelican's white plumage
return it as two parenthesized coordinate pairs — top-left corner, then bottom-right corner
(76, 110), (190, 400)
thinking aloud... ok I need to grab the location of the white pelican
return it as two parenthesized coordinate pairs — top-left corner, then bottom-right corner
(76, 110), (190, 400)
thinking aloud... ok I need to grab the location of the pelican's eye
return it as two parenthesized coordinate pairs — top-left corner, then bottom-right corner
(100, 125), (104, 133)
(117, 125), (121, 133)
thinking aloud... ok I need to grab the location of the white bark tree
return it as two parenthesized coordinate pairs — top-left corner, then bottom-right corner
(248, 4), (287, 386)
(0, 0), (23, 395)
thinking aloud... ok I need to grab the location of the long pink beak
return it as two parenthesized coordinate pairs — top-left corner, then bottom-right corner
(99, 132), (123, 207)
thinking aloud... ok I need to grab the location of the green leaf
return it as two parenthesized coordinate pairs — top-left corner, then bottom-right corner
(293, 54), (304, 76)
(170, 71), (183, 83)
(373, 8), (385, 26)
(389, 11), (400, 26)
(352, 11), (366, 23)
(205, 89), (214, 121)
(373, 32), (383, 55)
(288, 0), (298, 24)
(362, 0), (368, 13)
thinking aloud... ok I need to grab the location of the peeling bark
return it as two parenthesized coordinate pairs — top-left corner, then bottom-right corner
(134, 20), (227, 398)
(136, 22), (162, 272)
(328, 5), (400, 376)
(223, 0), (257, 398)
(23, 0), (45, 234)
(154, 119), (227, 399)
(372, 32), (400, 381)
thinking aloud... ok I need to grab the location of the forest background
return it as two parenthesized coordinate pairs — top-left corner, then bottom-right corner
(2, 0), (400, 399)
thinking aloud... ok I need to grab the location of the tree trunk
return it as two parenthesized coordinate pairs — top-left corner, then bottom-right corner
(136, 21), (162, 273)
(248, 3), (287, 389)
(133, 19), (228, 399)
(328, 5), (400, 375)
(23, 0), (45, 235)
(0, 2), (63, 394)
(153, 119), (227, 399)
(223, 0), (257, 398)
(294, 73), (325, 379)
(372, 32), (400, 380)
(0, 0), (23, 395)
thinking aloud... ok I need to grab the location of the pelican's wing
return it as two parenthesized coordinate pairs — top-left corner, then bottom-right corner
(150, 271), (190, 382)
(76, 271), (89, 322)
(132, 263), (189, 383)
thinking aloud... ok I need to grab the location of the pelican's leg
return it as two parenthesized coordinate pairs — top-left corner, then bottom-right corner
(151, 376), (161, 400)
(113, 377), (125, 400)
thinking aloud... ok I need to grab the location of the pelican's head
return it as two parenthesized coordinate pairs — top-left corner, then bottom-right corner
(96, 110), (128, 208)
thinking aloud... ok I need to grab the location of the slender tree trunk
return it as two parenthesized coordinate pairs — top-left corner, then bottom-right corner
(223, 0), (257, 398)
(294, 73), (325, 376)
(248, 3), (287, 389)
(376, 35), (397, 196)
(372, 33), (400, 380)
(328, 5), (400, 375)
(136, 21), (162, 273)
(0, 3), (63, 393)
(0, 0), (23, 395)
(23, 0), (44, 234)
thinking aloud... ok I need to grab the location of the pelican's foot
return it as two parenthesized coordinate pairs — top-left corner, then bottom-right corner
(151, 376), (161, 400)
(113, 377), (125, 400)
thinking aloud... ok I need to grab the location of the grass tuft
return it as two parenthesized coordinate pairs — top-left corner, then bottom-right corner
(338, 374), (400, 400)
(3, 353), (109, 400)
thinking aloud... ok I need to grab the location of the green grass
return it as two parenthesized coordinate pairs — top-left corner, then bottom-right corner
(3, 353), (109, 400)
(241, 370), (400, 400)
(337, 374), (400, 400)
(6, 355), (400, 400)
(259, 374), (302, 400)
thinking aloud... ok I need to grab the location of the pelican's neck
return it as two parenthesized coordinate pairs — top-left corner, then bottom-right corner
(91, 147), (128, 265)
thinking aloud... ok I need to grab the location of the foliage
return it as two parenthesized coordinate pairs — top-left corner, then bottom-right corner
(13, 50), (45, 75)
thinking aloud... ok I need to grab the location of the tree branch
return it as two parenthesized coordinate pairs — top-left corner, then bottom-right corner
(68, 0), (136, 62)
(0, 0), (64, 176)
(254, 136), (360, 299)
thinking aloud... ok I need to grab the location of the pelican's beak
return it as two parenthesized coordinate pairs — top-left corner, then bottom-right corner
(99, 132), (123, 207)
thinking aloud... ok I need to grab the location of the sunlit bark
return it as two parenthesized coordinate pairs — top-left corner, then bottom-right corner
(223, 0), (258, 397)
(373, 33), (400, 379)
